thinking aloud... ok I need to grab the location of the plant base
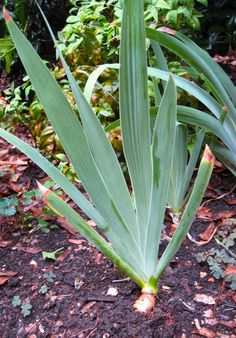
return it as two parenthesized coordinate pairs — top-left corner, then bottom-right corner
(133, 291), (156, 313)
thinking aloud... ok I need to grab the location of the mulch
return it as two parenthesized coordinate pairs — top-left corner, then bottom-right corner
(0, 135), (236, 338)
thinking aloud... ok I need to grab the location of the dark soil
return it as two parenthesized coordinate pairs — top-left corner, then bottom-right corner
(0, 140), (236, 338)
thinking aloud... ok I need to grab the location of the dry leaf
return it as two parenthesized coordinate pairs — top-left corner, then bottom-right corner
(57, 216), (77, 234)
(68, 238), (86, 245)
(194, 294), (216, 305)
(13, 245), (42, 254)
(0, 270), (17, 285)
(193, 319), (216, 338)
(225, 265), (236, 276)
(200, 272), (207, 278)
(192, 327), (216, 338)
(199, 223), (216, 241)
(86, 220), (96, 227)
(80, 301), (96, 314)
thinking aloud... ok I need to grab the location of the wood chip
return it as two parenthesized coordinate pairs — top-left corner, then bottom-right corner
(194, 294), (216, 305)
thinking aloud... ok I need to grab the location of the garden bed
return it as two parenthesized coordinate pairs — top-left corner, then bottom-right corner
(0, 137), (235, 338)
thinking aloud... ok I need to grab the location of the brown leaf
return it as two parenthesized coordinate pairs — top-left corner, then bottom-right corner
(0, 240), (11, 248)
(0, 160), (28, 166)
(13, 245), (42, 254)
(192, 328), (216, 338)
(0, 270), (17, 285)
(57, 216), (77, 235)
(56, 249), (70, 262)
(68, 238), (86, 245)
(193, 319), (216, 338)
(86, 220), (96, 227)
(199, 222), (216, 241)
(224, 198), (236, 205)
(225, 265), (236, 276)
(80, 301), (96, 314)
(194, 294), (216, 305)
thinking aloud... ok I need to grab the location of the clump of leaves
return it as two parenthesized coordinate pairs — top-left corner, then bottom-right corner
(43, 272), (56, 283)
(12, 295), (32, 317)
(0, 196), (18, 216)
(39, 284), (48, 294)
(196, 228), (236, 290)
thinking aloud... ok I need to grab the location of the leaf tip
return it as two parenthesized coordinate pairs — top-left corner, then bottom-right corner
(37, 181), (50, 198)
(3, 7), (11, 23)
(203, 145), (215, 164)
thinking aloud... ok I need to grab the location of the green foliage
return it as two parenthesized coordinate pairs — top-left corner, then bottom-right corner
(196, 229), (236, 290)
(198, 0), (236, 53)
(21, 298), (32, 317)
(12, 295), (21, 307)
(39, 284), (48, 294)
(42, 248), (63, 260)
(43, 272), (56, 283)
(0, 196), (18, 216)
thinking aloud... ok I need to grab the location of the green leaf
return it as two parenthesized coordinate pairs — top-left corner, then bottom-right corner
(5, 10), (143, 269)
(39, 284), (48, 294)
(21, 299), (32, 317)
(12, 295), (21, 307)
(42, 248), (63, 260)
(144, 75), (177, 277)
(43, 272), (56, 283)
(40, 187), (147, 287)
(153, 145), (215, 282)
(120, 0), (152, 253)
(156, 0), (171, 9)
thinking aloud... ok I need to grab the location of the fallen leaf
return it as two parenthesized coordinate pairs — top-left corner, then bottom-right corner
(0, 160), (28, 166)
(86, 220), (96, 227)
(57, 216), (77, 234)
(200, 272), (207, 278)
(56, 249), (70, 262)
(194, 294), (216, 305)
(193, 318), (216, 338)
(192, 327), (216, 338)
(203, 309), (214, 318)
(187, 222), (221, 246)
(80, 301), (96, 314)
(13, 246), (42, 254)
(218, 320), (236, 328)
(199, 223), (216, 241)
(0, 240), (11, 248)
(225, 265), (236, 276)
(68, 238), (86, 245)
(224, 198), (236, 205)
(0, 270), (17, 285)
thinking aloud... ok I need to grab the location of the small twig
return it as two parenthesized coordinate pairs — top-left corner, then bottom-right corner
(112, 277), (130, 283)
(80, 296), (116, 303)
(215, 237), (236, 259)
(200, 183), (236, 208)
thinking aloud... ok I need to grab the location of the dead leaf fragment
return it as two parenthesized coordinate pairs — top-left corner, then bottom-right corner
(13, 245), (42, 254)
(199, 223), (216, 241)
(0, 270), (17, 285)
(193, 318), (216, 338)
(194, 294), (216, 305)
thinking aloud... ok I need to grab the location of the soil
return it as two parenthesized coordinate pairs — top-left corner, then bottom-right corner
(0, 136), (236, 338)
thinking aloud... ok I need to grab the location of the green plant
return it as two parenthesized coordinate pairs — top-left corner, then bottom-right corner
(145, 28), (236, 174)
(21, 298), (32, 317)
(43, 272), (56, 283)
(12, 295), (21, 307)
(196, 229), (236, 290)
(0, 2), (214, 312)
(0, 196), (18, 216)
